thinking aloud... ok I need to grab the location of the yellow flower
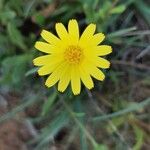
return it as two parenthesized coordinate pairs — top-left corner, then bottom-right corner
(33, 19), (112, 95)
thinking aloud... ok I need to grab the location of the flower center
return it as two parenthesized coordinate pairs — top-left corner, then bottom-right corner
(64, 45), (83, 64)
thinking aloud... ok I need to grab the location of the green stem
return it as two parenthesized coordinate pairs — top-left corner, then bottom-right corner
(61, 98), (98, 148)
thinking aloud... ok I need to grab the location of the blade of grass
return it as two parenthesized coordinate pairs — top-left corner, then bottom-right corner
(30, 111), (69, 149)
(134, 0), (150, 26)
(93, 97), (150, 122)
(41, 92), (57, 116)
(133, 125), (144, 150)
(107, 27), (137, 38)
(24, 0), (37, 18)
(86, 89), (132, 150)
(25, 67), (39, 76)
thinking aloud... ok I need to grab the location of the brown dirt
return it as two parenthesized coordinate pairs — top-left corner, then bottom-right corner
(0, 93), (33, 150)
(0, 120), (29, 150)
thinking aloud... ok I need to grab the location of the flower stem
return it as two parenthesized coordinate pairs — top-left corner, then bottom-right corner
(60, 97), (98, 148)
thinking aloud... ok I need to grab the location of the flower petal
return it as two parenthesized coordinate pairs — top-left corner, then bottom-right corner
(84, 53), (110, 69)
(38, 61), (60, 76)
(79, 65), (94, 90)
(45, 73), (59, 88)
(58, 64), (70, 92)
(55, 23), (68, 39)
(35, 41), (53, 53)
(68, 19), (79, 43)
(45, 62), (66, 87)
(71, 65), (81, 95)
(95, 45), (112, 56)
(33, 54), (63, 66)
(90, 66), (105, 81)
(33, 55), (52, 66)
(82, 60), (105, 81)
(91, 33), (105, 46)
(79, 23), (96, 44)
(41, 30), (60, 45)
(94, 57), (110, 68)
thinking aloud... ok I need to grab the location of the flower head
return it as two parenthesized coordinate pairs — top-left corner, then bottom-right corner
(33, 19), (112, 95)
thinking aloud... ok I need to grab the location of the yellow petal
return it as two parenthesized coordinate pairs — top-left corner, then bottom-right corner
(45, 62), (66, 87)
(58, 64), (70, 92)
(68, 19), (79, 43)
(71, 65), (81, 95)
(79, 65), (94, 90)
(55, 23), (68, 39)
(41, 30), (60, 45)
(84, 52), (110, 69)
(90, 66), (105, 81)
(94, 57), (110, 68)
(82, 60), (105, 81)
(45, 73), (59, 88)
(91, 33), (105, 46)
(33, 54), (63, 66)
(38, 62), (60, 76)
(79, 23), (96, 44)
(33, 55), (52, 66)
(35, 41), (53, 53)
(95, 45), (112, 56)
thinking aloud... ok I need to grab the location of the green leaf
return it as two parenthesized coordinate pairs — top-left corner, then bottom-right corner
(34, 13), (45, 26)
(32, 111), (69, 149)
(110, 5), (126, 14)
(0, 54), (32, 88)
(133, 125), (144, 150)
(0, 0), (3, 9)
(74, 112), (85, 117)
(7, 22), (26, 50)
(0, 11), (16, 24)
(94, 144), (108, 150)
(80, 131), (88, 150)
(25, 67), (39, 76)
(7, 0), (23, 15)
(99, 1), (112, 19)
(41, 92), (57, 116)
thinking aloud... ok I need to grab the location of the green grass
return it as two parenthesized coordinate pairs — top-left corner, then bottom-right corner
(0, 0), (150, 149)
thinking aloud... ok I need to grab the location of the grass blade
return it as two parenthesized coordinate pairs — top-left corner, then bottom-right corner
(93, 98), (150, 122)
